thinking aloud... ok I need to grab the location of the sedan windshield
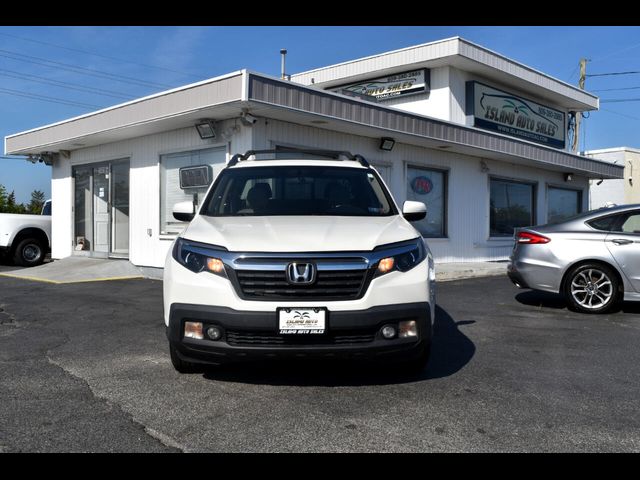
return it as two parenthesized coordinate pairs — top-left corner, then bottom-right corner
(201, 166), (396, 217)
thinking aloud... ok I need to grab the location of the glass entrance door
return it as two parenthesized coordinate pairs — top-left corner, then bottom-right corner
(72, 159), (130, 257)
(93, 165), (110, 253)
(110, 161), (130, 256)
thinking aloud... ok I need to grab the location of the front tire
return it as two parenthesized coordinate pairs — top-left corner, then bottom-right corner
(564, 263), (619, 314)
(13, 237), (45, 267)
(169, 344), (199, 374)
(401, 341), (432, 374)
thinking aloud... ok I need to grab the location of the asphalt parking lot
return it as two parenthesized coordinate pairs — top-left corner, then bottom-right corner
(1, 274), (639, 452)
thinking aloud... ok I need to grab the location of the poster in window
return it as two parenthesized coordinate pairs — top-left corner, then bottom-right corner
(407, 167), (445, 237)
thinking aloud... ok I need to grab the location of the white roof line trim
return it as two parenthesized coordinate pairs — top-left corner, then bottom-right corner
(6, 70), (245, 139)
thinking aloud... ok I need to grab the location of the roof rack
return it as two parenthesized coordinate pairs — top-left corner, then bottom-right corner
(227, 148), (370, 168)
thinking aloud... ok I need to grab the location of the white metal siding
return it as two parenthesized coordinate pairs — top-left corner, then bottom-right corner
(291, 38), (459, 86)
(383, 66), (451, 121)
(52, 121), (253, 267)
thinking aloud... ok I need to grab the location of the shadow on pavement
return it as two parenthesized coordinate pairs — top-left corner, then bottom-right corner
(515, 288), (640, 315)
(201, 305), (475, 386)
(421, 306), (475, 381)
(515, 290), (568, 310)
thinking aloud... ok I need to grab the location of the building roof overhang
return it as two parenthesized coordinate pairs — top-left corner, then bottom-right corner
(291, 37), (599, 112)
(4, 70), (621, 180)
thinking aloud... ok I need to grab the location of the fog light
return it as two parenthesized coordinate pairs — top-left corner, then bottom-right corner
(206, 326), (222, 341)
(399, 320), (418, 338)
(184, 321), (203, 340)
(381, 325), (397, 339)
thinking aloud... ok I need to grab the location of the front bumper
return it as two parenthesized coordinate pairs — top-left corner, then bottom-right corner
(167, 302), (432, 365)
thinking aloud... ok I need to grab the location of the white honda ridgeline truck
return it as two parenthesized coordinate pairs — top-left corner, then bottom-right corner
(0, 200), (51, 267)
(163, 150), (436, 373)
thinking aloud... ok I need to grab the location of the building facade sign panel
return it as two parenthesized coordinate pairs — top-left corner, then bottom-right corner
(466, 81), (566, 149)
(331, 69), (430, 101)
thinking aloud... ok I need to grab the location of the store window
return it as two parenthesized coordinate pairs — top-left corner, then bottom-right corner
(490, 178), (534, 237)
(548, 187), (582, 223)
(406, 166), (447, 237)
(160, 147), (226, 235)
(370, 163), (391, 186)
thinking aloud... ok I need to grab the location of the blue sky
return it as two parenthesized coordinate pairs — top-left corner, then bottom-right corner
(1, 25), (639, 204)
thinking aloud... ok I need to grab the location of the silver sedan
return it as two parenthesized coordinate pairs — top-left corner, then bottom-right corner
(507, 204), (640, 313)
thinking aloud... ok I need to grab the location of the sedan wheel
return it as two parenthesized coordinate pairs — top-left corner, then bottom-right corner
(565, 264), (619, 314)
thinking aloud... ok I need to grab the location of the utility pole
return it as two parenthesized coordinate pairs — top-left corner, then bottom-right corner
(572, 58), (588, 152)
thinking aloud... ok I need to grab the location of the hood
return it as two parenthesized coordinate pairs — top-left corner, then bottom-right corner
(182, 214), (419, 252)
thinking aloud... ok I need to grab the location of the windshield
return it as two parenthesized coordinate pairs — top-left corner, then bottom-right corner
(201, 166), (396, 217)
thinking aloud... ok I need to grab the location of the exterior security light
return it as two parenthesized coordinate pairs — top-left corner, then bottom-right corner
(380, 137), (395, 151)
(240, 111), (258, 126)
(195, 120), (216, 139)
(564, 173), (573, 182)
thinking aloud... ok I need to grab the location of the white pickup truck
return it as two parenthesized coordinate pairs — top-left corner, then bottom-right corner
(0, 200), (51, 267)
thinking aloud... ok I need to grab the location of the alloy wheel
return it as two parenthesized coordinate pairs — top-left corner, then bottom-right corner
(570, 268), (614, 310)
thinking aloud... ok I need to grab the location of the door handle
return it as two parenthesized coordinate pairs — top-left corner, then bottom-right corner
(611, 239), (634, 245)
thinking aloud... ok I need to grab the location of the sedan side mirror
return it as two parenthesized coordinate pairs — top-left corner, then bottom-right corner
(402, 201), (427, 222)
(173, 201), (196, 222)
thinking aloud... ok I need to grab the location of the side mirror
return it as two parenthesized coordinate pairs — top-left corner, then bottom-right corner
(402, 201), (427, 222)
(173, 201), (195, 222)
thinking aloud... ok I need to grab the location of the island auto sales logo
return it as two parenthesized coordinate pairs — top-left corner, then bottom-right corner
(411, 176), (433, 195)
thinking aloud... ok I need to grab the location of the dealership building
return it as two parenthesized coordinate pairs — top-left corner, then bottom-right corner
(4, 37), (623, 268)
(586, 147), (640, 208)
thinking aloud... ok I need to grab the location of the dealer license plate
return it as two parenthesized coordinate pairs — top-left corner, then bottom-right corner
(278, 308), (326, 335)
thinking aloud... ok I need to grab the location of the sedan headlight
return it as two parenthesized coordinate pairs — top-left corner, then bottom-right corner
(374, 238), (427, 277)
(172, 237), (228, 278)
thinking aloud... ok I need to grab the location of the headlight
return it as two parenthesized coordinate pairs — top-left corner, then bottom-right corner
(374, 238), (426, 277)
(172, 237), (228, 278)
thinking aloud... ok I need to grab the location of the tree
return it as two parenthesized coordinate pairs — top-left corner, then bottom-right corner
(28, 190), (46, 214)
(0, 184), (7, 212)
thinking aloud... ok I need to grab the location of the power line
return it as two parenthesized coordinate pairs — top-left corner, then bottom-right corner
(600, 107), (640, 121)
(0, 68), (134, 100)
(590, 40), (640, 63)
(586, 71), (640, 78)
(590, 86), (640, 92)
(0, 86), (103, 109)
(566, 64), (579, 82)
(0, 48), (174, 89)
(0, 30), (204, 80)
(601, 98), (640, 103)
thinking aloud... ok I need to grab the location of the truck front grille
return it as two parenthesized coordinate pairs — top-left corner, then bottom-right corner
(230, 269), (371, 301)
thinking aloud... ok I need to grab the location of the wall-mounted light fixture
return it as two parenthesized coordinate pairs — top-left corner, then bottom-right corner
(379, 137), (395, 151)
(564, 173), (573, 182)
(480, 160), (490, 173)
(195, 120), (216, 139)
(240, 109), (258, 126)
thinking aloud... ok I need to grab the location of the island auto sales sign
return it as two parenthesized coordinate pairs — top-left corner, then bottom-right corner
(467, 81), (566, 149)
(332, 69), (430, 101)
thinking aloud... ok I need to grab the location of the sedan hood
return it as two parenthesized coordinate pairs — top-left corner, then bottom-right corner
(182, 215), (419, 252)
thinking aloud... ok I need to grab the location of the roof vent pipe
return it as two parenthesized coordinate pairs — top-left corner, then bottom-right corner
(280, 48), (287, 80)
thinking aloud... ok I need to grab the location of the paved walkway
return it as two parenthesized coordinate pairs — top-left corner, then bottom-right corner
(0, 257), (507, 284)
(0, 257), (144, 284)
(435, 261), (507, 282)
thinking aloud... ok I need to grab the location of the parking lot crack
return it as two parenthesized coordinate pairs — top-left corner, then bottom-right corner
(45, 354), (184, 452)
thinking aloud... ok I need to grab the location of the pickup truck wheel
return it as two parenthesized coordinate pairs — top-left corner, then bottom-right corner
(13, 238), (45, 267)
(401, 341), (432, 375)
(169, 344), (200, 374)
